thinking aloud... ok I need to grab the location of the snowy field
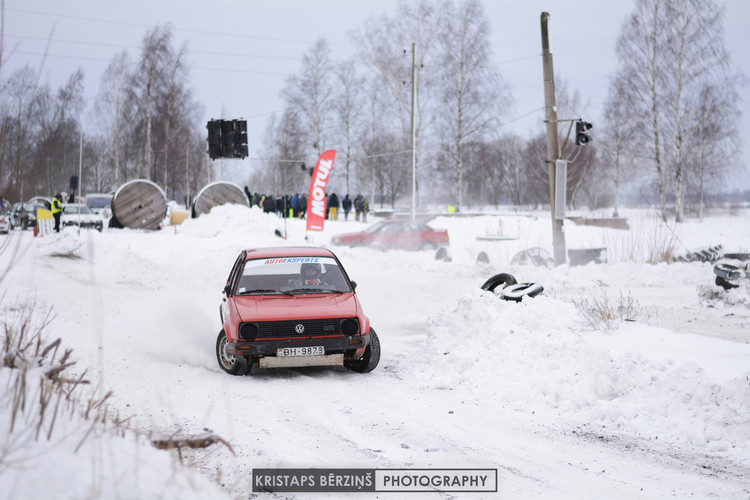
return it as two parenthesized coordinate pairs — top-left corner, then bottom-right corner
(1, 205), (749, 499)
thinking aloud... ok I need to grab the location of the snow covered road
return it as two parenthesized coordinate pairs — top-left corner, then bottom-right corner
(2, 207), (749, 498)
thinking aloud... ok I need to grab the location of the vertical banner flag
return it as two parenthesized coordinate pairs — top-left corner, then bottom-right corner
(306, 149), (336, 232)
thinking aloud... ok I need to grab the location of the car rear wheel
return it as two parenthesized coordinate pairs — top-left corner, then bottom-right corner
(421, 241), (437, 251)
(345, 328), (380, 373)
(216, 330), (249, 375)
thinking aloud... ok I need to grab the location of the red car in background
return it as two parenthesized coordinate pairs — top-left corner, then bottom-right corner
(217, 246), (380, 375)
(330, 219), (450, 251)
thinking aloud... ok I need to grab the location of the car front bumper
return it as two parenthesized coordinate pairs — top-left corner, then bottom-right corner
(226, 333), (371, 359)
(63, 221), (103, 230)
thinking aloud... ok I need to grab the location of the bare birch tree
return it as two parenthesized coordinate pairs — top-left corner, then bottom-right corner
(689, 78), (742, 218)
(333, 58), (366, 196)
(1, 66), (39, 200)
(614, 0), (669, 219)
(130, 25), (172, 181)
(437, 0), (511, 208)
(281, 37), (334, 161)
(662, 0), (734, 221)
(613, 0), (741, 221)
(602, 78), (636, 215)
(93, 50), (131, 189)
(353, 0), (446, 206)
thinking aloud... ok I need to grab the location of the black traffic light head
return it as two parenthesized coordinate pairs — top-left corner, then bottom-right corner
(575, 121), (593, 146)
(207, 120), (222, 159)
(233, 120), (248, 159)
(221, 120), (236, 157)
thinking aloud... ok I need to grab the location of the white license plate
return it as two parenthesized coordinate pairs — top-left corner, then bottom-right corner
(277, 346), (324, 357)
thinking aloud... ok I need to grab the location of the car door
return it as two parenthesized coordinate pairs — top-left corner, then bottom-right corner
(402, 222), (428, 250)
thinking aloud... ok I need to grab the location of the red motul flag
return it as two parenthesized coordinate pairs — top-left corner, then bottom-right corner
(306, 150), (336, 232)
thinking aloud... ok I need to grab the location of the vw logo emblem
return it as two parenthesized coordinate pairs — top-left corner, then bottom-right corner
(295, 324), (305, 334)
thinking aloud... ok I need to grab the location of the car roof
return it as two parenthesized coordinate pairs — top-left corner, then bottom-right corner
(243, 246), (335, 260)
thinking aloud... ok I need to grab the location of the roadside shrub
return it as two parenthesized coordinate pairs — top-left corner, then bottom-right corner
(572, 288), (644, 331)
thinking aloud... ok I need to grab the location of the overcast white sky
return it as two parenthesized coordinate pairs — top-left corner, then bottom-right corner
(3, 0), (749, 189)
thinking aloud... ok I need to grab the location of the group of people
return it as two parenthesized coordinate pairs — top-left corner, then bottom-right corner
(243, 187), (369, 221)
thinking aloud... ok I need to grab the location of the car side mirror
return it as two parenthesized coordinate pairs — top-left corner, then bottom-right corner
(350, 280), (357, 291)
(223, 284), (232, 296)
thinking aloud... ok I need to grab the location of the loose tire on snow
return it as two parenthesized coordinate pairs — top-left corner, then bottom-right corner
(500, 282), (545, 302)
(715, 276), (739, 290)
(216, 330), (250, 375)
(345, 328), (381, 373)
(480, 273), (518, 292)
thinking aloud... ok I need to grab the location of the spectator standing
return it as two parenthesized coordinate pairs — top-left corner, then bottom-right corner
(342, 194), (352, 220)
(51, 193), (63, 232)
(299, 194), (307, 218)
(291, 193), (300, 217)
(328, 193), (339, 220)
(361, 196), (369, 222)
(354, 195), (363, 221)
(262, 195), (274, 213)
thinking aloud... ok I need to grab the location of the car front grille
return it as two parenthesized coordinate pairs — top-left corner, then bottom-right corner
(253, 317), (359, 339)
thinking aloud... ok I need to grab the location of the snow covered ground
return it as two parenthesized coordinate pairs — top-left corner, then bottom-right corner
(1, 205), (749, 499)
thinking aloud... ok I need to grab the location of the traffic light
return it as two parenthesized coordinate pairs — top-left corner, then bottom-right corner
(206, 119), (249, 159)
(234, 120), (248, 158)
(207, 120), (222, 159)
(221, 120), (236, 157)
(575, 121), (593, 146)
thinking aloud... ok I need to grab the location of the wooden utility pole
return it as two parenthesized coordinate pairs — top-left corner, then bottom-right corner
(541, 12), (566, 266)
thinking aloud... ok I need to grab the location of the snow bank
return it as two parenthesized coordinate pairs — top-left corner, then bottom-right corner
(414, 288), (750, 465)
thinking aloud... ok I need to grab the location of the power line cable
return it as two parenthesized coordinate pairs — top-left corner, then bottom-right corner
(6, 7), (350, 47)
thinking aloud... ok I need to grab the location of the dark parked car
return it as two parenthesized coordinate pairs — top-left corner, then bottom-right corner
(217, 246), (380, 375)
(330, 219), (450, 251)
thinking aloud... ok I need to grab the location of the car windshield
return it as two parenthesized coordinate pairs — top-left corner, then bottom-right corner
(236, 256), (351, 295)
(64, 205), (94, 215)
(362, 221), (388, 233)
(86, 197), (111, 209)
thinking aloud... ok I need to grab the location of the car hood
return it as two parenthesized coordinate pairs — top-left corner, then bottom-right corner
(233, 293), (360, 322)
(331, 231), (366, 241)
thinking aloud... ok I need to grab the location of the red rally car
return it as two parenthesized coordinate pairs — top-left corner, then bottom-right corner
(217, 246), (380, 375)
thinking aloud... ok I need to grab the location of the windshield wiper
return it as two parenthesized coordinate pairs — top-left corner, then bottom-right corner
(239, 289), (292, 296)
(284, 287), (344, 294)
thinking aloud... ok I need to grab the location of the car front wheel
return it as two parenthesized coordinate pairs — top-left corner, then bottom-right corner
(216, 330), (249, 375)
(345, 328), (381, 373)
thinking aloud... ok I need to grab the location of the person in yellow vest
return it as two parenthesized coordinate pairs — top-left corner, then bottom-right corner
(51, 193), (62, 232)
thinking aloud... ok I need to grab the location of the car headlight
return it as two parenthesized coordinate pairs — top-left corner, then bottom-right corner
(239, 323), (259, 341)
(340, 318), (360, 335)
